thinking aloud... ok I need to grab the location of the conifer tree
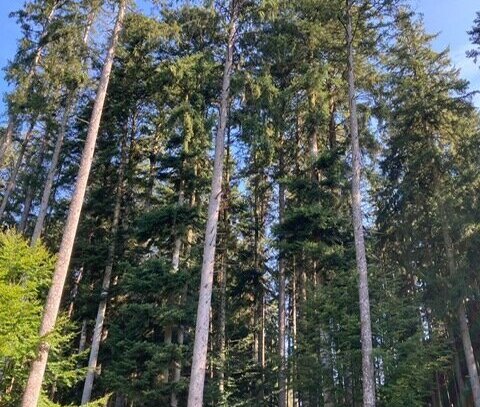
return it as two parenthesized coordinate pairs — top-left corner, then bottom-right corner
(187, 1), (240, 405)
(21, 2), (126, 405)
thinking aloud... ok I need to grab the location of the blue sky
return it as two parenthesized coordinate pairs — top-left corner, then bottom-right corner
(0, 0), (478, 122)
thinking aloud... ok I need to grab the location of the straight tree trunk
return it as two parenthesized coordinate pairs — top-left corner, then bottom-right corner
(461, 325), (480, 399)
(278, 155), (286, 407)
(19, 183), (34, 232)
(346, 3), (376, 406)
(0, 118), (15, 170)
(31, 4), (97, 244)
(218, 130), (231, 404)
(0, 1), (59, 169)
(67, 267), (84, 319)
(31, 95), (74, 244)
(307, 100), (335, 406)
(291, 257), (299, 407)
(440, 212), (480, 407)
(19, 135), (47, 232)
(0, 121), (36, 220)
(81, 127), (129, 404)
(187, 3), (237, 405)
(168, 186), (185, 407)
(454, 346), (465, 407)
(78, 319), (88, 353)
(278, 135), (287, 407)
(21, 3), (126, 405)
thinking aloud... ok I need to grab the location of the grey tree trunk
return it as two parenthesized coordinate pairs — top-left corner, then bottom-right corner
(0, 118), (15, 170)
(21, 2), (126, 405)
(0, 121), (36, 220)
(81, 127), (129, 405)
(78, 319), (87, 353)
(278, 160), (286, 407)
(218, 134), (231, 404)
(458, 307), (480, 406)
(440, 210), (480, 407)
(291, 258), (298, 407)
(31, 95), (74, 244)
(454, 346), (465, 407)
(0, 1), (59, 169)
(31, 5), (97, 244)
(346, 3), (376, 406)
(187, 3), (237, 405)
(19, 136), (47, 232)
(19, 184), (34, 232)
(168, 187), (184, 407)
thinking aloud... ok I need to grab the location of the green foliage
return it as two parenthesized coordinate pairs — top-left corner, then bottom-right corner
(0, 231), (83, 406)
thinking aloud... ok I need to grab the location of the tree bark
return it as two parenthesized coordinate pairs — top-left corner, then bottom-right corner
(0, 121), (36, 220)
(81, 126), (129, 405)
(346, 3), (376, 406)
(31, 95), (74, 244)
(168, 186), (184, 406)
(291, 257), (299, 407)
(21, 2), (126, 405)
(19, 135), (47, 232)
(0, 1), (59, 169)
(439, 205), (480, 407)
(278, 177), (286, 407)
(217, 128), (231, 404)
(78, 319), (87, 353)
(454, 346), (465, 407)
(187, 3), (237, 405)
(31, 3), (97, 244)
(0, 117), (15, 170)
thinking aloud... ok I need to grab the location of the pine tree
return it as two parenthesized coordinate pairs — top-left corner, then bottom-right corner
(187, 1), (239, 405)
(21, 2), (126, 405)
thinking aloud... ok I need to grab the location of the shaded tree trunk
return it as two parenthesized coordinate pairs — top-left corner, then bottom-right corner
(346, 3), (376, 406)
(21, 2), (126, 405)
(0, 1), (59, 169)
(0, 121), (36, 220)
(168, 185), (184, 407)
(31, 4), (97, 244)
(278, 145), (286, 407)
(440, 206), (480, 407)
(187, 3), (237, 405)
(81, 127), (129, 405)
(19, 135), (47, 232)
(31, 95), (74, 244)
(78, 319), (87, 353)
(218, 129), (231, 404)
(0, 118), (15, 170)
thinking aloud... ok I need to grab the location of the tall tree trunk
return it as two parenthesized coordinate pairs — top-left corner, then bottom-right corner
(291, 257), (299, 407)
(278, 147), (287, 407)
(21, 3), (126, 405)
(0, 121), (36, 220)
(218, 129), (231, 404)
(19, 183), (34, 232)
(328, 97), (336, 150)
(0, 1), (59, 169)
(167, 186), (184, 406)
(78, 319), (87, 353)
(454, 346), (465, 407)
(187, 3), (237, 405)
(440, 206), (480, 407)
(0, 118), (15, 170)
(346, 3), (376, 406)
(81, 127), (129, 405)
(31, 4), (97, 244)
(19, 135), (47, 232)
(67, 266), (84, 319)
(31, 95), (74, 244)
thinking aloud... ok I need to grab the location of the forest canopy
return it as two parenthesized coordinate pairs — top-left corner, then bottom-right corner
(0, 0), (480, 406)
